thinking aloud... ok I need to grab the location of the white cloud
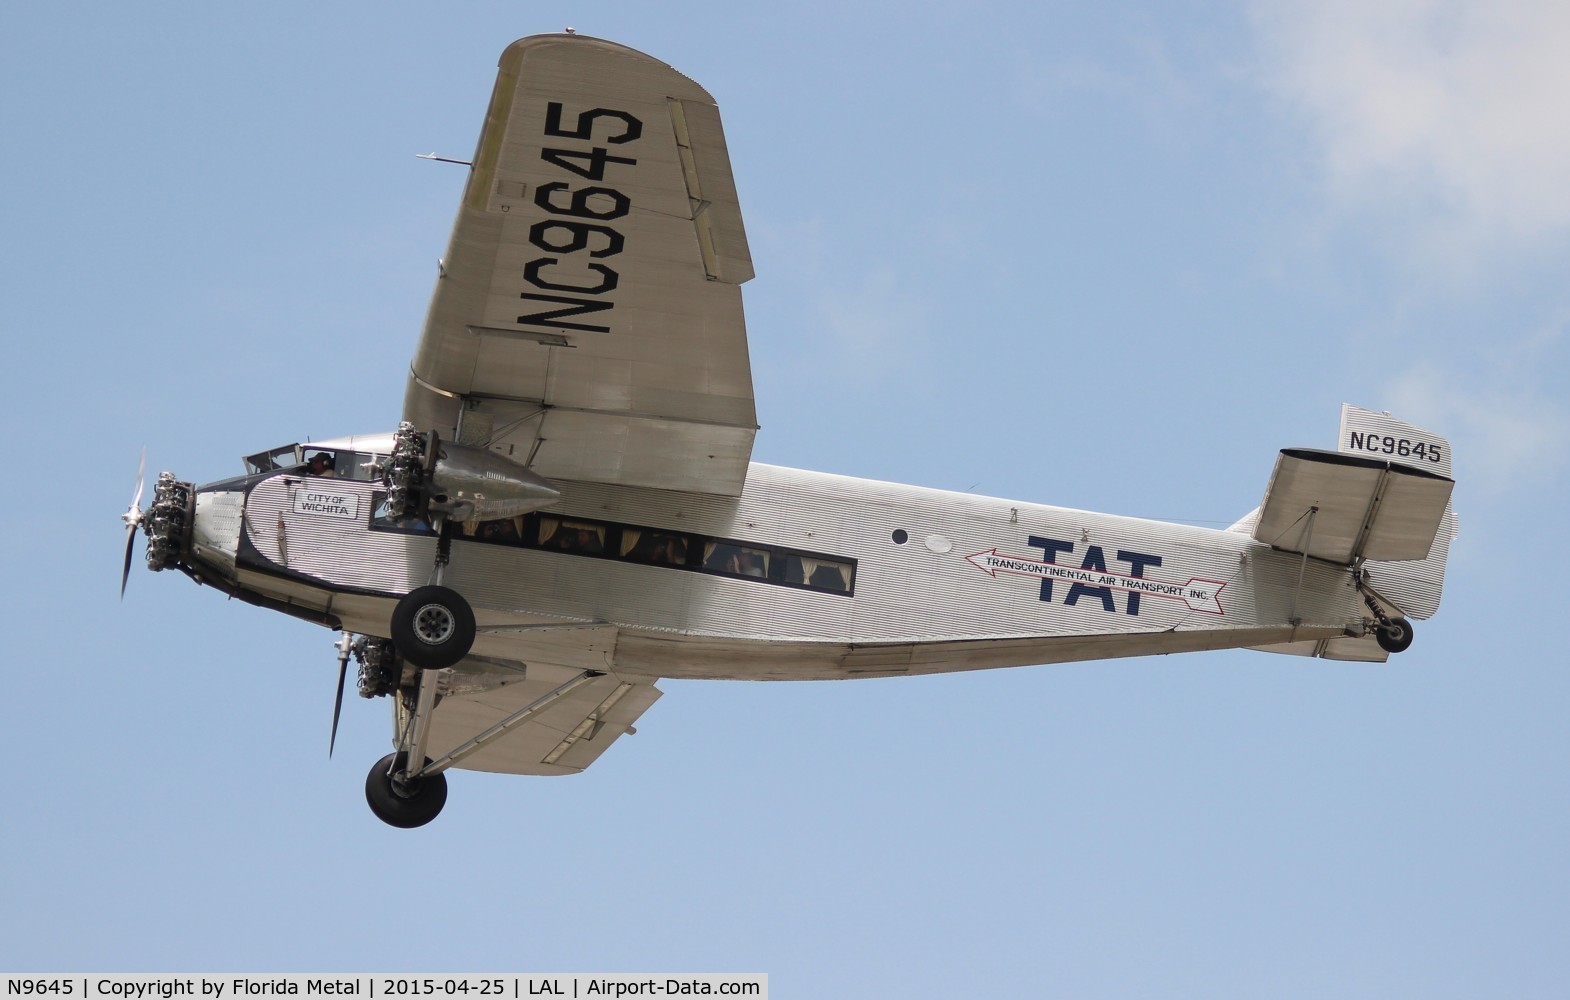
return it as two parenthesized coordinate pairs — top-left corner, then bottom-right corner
(1249, 0), (1570, 252)
(1379, 326), (1570, 491)
(814, 266), (931, 376)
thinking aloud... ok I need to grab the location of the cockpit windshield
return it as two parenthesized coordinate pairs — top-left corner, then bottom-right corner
(243, 444), (304, 475)
(242, 444), (386, 481)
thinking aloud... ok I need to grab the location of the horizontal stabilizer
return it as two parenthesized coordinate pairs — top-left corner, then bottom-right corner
(1253, 449), (1453, 564)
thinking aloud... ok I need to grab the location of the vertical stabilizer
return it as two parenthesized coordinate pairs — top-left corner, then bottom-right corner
(1338, 404), (1452, 478)
(1341, 404), (1458, 620)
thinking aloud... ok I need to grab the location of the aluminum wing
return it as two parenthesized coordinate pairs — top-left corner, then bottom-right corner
(403, 655), (663, 777)
(404, 34), (756, 495)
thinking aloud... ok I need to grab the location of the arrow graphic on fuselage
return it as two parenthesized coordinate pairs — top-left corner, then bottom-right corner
(965, 548), (1227, 615)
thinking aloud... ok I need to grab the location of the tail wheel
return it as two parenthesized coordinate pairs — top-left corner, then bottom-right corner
(365, 751), (447, 828)
(1376, 617), (1415, 654)
(390, 585), (475, 668)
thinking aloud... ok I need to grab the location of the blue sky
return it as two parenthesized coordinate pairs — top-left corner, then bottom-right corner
(4, 1), (1568, 995)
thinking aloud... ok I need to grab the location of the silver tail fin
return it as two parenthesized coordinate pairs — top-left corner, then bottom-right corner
(1342, 404), (1458, 621)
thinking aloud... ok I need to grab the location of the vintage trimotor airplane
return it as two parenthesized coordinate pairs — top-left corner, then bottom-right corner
(120, 33), (1458, 827)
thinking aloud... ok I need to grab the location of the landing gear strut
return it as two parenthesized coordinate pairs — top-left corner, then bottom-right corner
(365, 751), (448, 828)
(359, 666), (603, 828)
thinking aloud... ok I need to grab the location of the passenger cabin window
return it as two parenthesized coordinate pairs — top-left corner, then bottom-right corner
(704, 542), (770, 579)
(537, 517), (607, 555)
(369, 492), (436, 535)
(371, 503), (857, 597)
(620, 528), (690, 567)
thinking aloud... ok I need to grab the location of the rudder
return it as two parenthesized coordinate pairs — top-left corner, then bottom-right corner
(1342, 404), (1458, 621)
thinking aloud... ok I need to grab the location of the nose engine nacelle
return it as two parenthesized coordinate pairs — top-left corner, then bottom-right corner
(383, 422), (560, 523)
(144, 472), (194, 571)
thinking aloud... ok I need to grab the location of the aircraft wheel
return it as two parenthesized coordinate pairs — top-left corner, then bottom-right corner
(391, 585), (475, 668)
(365, 751), (447, 828)
(1376, 617), (1414, 654)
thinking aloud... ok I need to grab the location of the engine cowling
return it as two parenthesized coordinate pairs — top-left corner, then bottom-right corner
(384, 423), (560, 522)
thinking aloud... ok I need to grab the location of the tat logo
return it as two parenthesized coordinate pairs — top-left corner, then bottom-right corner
(966, 536), (1226, 615)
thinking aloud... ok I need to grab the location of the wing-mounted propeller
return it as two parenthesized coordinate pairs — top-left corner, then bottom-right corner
(331, 633), (355, 757)
(329, 635), (400, 757)
(120, 448), (147, 598)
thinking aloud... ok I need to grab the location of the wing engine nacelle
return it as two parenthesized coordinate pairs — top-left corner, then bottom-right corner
(384, 422), (560, 523)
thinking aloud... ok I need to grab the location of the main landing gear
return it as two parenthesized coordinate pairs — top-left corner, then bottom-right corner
(390, 585), (476, 669)
(365, 751), (448, 829)
(314, 427), (475, 827)
(351, 583), (474, 828)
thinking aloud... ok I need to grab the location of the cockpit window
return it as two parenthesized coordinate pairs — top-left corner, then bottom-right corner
(302, 451), (338, 476)
(303, 450), (384, 481)
(245, 445), (385, 481)
(244, 444), (304, 475)
(342, 452), (387, 481)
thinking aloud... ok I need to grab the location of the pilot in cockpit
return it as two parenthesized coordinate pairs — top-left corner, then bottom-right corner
(305, 452), (336, 476)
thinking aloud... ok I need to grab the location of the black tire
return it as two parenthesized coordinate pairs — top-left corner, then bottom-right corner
(365, 751), (448, 828)
(1376, 617), (1415, 654)
(390, 585), (475, 669)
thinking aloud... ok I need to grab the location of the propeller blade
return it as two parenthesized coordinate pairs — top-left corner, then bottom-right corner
(330, 641), (351, 757)
(120, 523), (137, 599)
(131, 447), (146, 511)
(120, 448), (147, 600)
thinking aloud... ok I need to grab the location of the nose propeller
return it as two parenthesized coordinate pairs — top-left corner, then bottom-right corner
(120, 448), (146, 598)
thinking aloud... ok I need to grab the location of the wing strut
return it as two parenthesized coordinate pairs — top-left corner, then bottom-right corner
(404, 669), (605, 781)
(1287, 505), (1320, 626)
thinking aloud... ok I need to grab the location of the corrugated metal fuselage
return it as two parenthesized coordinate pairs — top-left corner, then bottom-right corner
(209, 462), (1367, 681)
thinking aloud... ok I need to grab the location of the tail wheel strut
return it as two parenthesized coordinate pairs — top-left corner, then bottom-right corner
(1359, 577), (1415, 654)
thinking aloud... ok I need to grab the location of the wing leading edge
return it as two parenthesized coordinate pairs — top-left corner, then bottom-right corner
(405, 34), (756, 495)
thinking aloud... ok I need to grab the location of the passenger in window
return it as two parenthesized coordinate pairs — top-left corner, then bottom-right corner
(478, 519), (520, 543)
(712, 547), (767, 578)
(545, 521), (603, 554)
(780, 555), (805, 585)
(634, 533), (686, 565)
(808, 564), (847, 591)
(370, 497), (435, 534)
